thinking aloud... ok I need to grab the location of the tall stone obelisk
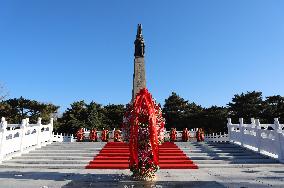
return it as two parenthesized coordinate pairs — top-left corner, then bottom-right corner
(132, 24), (146, 100)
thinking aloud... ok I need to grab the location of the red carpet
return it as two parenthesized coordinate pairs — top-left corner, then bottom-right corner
(86, 142), (198, 169)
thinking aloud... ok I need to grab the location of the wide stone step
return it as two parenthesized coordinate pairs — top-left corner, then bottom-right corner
(41, 146), (102, 148)
(29, 150), (99, 153)
(0, 163), (86, 169)
(44, 144), (103, 147)
(179, 144), (240, 148)
(189, 155), (269, 160)
(183, 149), (249, 153)
(12, 156), (94, 160)
(37, 148), (102, 151)
(4, 159), (90, 164)
(197, 163), (284, 168)
(49, 142), (103, 145)
(184, 152), (258, 156)
(47, 143), (104, 146)
(188, 146), (245, 149)
(181, 148), (250, 151)
(21, 153), (97, 157)
(182, 147), (245, 150)
(177, 142), (231, 146)
(193, 158), (278, 164)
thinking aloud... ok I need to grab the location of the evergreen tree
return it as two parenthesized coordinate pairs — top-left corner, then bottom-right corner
(103, 104), (126, 129)
(86, 101), (106, 130)
(58, 101), (87, 134)
(262, 95), (284, 122)
(227, 91), (263, 123)
(0, 97), (58, 124)
(183, 102), (203, 130)
(202, 106), (228, 133)
(163, 92), (189, 130)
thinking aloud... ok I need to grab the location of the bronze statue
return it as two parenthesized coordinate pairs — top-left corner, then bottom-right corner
(134, 24), (145, 57)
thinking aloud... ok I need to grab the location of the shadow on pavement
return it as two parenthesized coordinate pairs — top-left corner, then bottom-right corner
(63, 180), (226, 188)
(0, 171), (226, 188)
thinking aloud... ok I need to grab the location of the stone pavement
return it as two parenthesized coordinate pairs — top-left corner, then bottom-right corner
(0, 166), (284, 188)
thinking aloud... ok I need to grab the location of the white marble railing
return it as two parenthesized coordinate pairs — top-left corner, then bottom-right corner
(52, 133), (75, 142)
(227, 118), (284, 163)
(205, 132), (229, 142)
(0, 117), (53, 163)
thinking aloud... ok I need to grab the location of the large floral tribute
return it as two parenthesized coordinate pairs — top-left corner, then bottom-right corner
(122, 93), (165, 144)
(123, 88), (165, 181)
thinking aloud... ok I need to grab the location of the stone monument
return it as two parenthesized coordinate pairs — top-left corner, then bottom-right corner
(132, 24), (146, 100)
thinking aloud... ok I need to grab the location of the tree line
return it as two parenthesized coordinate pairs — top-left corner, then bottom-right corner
(163, 91), (284, 133)
(0, 91), (283, 134)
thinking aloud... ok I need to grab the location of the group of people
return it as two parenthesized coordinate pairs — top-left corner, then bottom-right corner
(76, 128), (122, 142)
(169, 127), (204, 142)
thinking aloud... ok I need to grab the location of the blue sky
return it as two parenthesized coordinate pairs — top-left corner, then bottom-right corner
(0, 0), (283, 112)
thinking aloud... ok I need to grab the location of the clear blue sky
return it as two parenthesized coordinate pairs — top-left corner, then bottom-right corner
(0, 0), (283, 112)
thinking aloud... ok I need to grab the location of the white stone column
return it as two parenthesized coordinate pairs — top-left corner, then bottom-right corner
(227, 118), (232, 142)
(274, 118), (284, 163)
(19, 119), (27, 153)
(50, 118), (54, 142)
(36, 117), (42, 148)
(255, 119), (262, 153)
(239, 118), (244, 146)
(0, 117), (8, 163)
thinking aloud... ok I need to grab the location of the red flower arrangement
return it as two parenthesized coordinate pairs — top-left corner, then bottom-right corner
(126, 88), (165, 181)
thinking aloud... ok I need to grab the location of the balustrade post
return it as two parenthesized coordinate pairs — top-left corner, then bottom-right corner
(36, 117), (42, 148)
(19, 119), (27, 153)
(239, 118), (244, 146)
(255, 119), (262, 153)
(0, 117), (8, 163)
(71, 134), (74, 142)
(50, 118), (54, 142)
(274, 118), (284, 163)
(227, 118), (232, 142)
(113, 128), (115, 140)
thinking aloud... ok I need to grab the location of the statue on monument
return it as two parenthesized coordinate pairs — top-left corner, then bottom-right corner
(134, 24), (145, 57)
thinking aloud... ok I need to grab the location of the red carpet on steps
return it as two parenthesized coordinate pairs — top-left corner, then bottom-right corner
(85, 142), (198, 169)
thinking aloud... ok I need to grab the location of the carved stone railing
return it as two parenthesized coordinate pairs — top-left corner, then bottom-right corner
(227, 118), (284, 163)
(52, 133), (75, 142)
(204, 132), (229, 142)
(0, 117), (53, 163)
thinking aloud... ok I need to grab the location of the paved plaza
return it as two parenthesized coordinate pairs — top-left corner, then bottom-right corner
(0, 166), (284, 188)
(0, 142), (284, 187)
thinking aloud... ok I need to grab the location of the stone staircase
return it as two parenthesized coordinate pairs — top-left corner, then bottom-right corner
(0, 142), (280, 169)
(0, 142), (105, 169)
(176, 142), (279, 168)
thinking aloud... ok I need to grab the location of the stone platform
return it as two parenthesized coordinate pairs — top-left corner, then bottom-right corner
(0, 142), (283, 187)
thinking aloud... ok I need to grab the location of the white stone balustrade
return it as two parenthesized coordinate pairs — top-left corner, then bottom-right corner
(0, 117), (53, 163)
(227, 117), (284, 163)
(204, 132), (229, 142)
(52, 133), (75, 142)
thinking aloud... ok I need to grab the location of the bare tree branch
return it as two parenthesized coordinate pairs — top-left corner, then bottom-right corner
(0, 83), (9, 101)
